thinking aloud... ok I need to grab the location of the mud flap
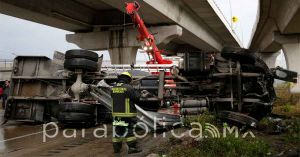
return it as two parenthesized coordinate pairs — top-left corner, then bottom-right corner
(218, 111), (258, 128)
(3, 99), (46, 123)
(271, 66), (297, 83)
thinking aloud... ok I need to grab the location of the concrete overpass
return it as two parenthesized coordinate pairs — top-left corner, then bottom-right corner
(250, 0), (300, 92)
(0, 0), (242, 64)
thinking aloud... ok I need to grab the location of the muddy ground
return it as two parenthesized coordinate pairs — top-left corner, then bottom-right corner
(1, 107), (299, 157)
(0, 108), (164, 157)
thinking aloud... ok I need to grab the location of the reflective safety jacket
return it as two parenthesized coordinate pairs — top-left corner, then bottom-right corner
(111, 82), (140, 117)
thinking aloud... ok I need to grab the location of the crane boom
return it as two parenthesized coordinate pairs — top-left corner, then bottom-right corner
(125, 1), (172, 64)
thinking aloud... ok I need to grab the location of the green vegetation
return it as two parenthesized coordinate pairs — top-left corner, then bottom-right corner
(155, 113), (270, 157)
(274, 83), (300, 106)
(197, 136), (269, 157)
(273, 83), (300, 116)
(155, 136), (270, 157)
(183, 112), (217, 127)
(257, 117), (275, 132)
(281, 103), (292, 112)
(258, 117), (272, 126)
(284, 118), (300, 144)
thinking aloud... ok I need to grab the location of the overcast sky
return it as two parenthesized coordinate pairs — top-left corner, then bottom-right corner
(0, 14), (79, 59)
(214, 0), (258, 47)
(1, 0), (284, 65)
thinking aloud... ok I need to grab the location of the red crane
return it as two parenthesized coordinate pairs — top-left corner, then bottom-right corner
(125, 1), (172, 65)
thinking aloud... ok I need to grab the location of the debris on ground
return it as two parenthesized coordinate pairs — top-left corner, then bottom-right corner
(149, 111), (300, 157)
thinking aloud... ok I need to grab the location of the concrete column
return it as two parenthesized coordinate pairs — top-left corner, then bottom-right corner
(257, 52), (280, 68)
(66, 25), (182, 64)
(108, 47), (138, 64)
(282, 43), (300, 93)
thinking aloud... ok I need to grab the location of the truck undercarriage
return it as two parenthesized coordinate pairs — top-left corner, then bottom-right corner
(3, 47), (297, 129)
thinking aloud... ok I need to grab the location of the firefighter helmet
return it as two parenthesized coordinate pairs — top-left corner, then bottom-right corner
(120, 71), (132, 78)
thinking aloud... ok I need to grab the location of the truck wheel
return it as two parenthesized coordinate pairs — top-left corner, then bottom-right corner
(58, 112), (94, 123)
(65, 49), (99, 62)
(221, 47), (256, 64)
(97, 105), (112, 123)
(60, 102), (95, 114)
(222, 52), (256, 64)
(248, 102), (273, 120)
(64, 58), (98, 71)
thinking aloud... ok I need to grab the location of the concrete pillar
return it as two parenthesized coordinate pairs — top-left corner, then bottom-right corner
(257, 52), (280, 68)
(66, 25), (182, 64)
(108, 47), (138, 64)
(282, 43), (300, 93)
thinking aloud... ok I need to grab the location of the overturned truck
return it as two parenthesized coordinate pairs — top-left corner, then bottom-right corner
(3, 47), (297, 128)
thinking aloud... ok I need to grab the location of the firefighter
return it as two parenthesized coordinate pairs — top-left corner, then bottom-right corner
(111, 72), (142, 155)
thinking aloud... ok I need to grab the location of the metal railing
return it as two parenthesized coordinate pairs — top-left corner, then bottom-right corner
(0, 59), (13, 70)
(102, 64), (174, 74)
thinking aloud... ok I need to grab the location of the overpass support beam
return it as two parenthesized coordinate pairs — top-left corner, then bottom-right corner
(108, 47), (138, 64)
(258, 52), (280, 68)
(66, 25), (182, 64)
(282, 42), (300, 93)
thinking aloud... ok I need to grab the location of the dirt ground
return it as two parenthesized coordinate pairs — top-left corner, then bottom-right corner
(0, 112), (299, 157)
(0, 108), (166, 157)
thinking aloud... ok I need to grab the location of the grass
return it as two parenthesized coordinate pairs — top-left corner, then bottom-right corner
(283, 118), (300, 145)
(182, 112), (220, 138)
(257, 117), (275, 131)
(259, 85), (300, 145)
(196, 136), (269, 157)
(154, 135), (270, 157)
(273, 83), (300, 117)
(273, 104), (300, 117)
(281, 103), (292, 112)
(154, 113), (270, 157)
(274, 83), (300, 106)
(183, 111), (217, 127)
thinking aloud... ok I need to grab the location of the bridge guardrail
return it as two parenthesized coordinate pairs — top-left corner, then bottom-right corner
(0, 59), (13, 71)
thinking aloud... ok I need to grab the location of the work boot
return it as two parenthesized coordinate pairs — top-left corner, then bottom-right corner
(2, 102), (5, 109)
(128, 147), (142, 154)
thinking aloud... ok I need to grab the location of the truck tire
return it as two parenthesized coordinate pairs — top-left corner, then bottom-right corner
(64, 58), (98, 71)
(221, 47), (256, 64)
(65, 49), (99, 62)
(60, 102), (95, 114)
(248, 102), (273, 120)
(97, 105), (112, 123)
(58, 112), (94, 123)
(222, 52), (256, 64)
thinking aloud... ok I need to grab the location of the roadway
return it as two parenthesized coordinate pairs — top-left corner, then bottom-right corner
(0, 109), (160, 157)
